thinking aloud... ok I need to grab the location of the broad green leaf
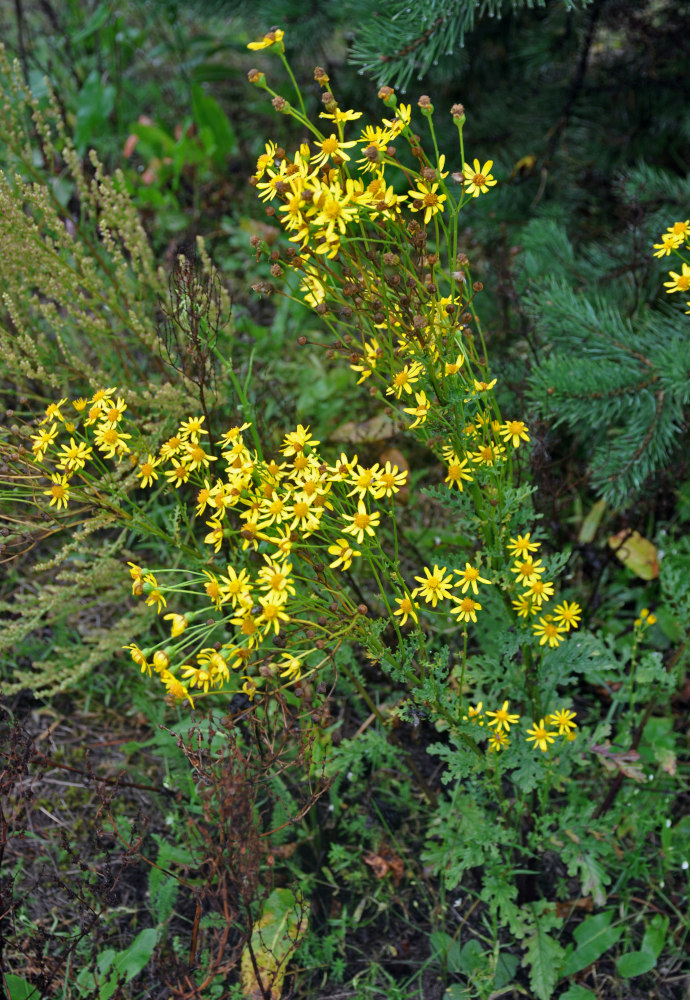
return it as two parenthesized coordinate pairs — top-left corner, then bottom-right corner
(493, 951), (519, 989)
(100, 928), (158, 1000)
(616, 950), (657, 978)
(561, 911), (622, 977)
(560, 987), (597, 1000)
(457, 938), (485, 975)
(641, 914), (668, 958)
(4, 974), (38, 1000)
(191, 84), (236, 166)
(240, 889), (309, 1000)
(430, 931), (464, 973)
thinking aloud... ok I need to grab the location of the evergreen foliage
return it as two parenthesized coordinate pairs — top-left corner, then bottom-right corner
(519, 165), (690, 506)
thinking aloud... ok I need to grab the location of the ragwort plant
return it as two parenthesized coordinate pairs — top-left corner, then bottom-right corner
(6, 29), (686, 999)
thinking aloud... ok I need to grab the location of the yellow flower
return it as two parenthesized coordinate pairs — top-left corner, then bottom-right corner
(455, 562), (491, 595)
(386, 361), (424, 398)
(512, 594), (535, 618)
(412, 564), (454, 607)
(136, 453), (161, 487)
(547, 708), (577, 735)
(218, 565), (252, 608)
(204, 517), (225, 553)
(257, 595), (290, 635)
(486, 700), (519, 733)
(403, 390), (431, 429)
(164, 613), (188, 637)
(165, 458), (191, 488)
(451, 596), (482, 623)
(462, 159), (497, 197)
(444, 353), (465, 376)
(31, 423), (59, 461)
(488, 730), (509, 753)
(159, 670), (194, 707)
(101, 396), (127, 427)
(94, 423), (132, 459)
(247, 28), (284, 51)
(393, 595), (419, 626)
(328, 538), (360, 571)
(652, 232), (683, 257)
(406, 180), (447, 224)
(40, 397), (68, 424)
(552, 600), (582, 631)
(376, 461), (408, 498)
(310, 134), (358, 169)
(444, 455), (473, 491)
(527, 578), (554, 606)
(663, 263), (690, 293)
(526, 719), (556, 752)
(500, 420), (530, 448)
(343, 500), (381, 544)
(178, 415), (208, 441)
(507, 532), (540, 557)
(532, 615), (567, 648)
(510, 557), (545, 585)
(43, 473), (70, 510)
(281, 424), (319, 457)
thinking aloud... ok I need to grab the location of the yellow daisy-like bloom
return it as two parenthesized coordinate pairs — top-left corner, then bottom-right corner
(386, 361), (424, 398)
(123, 642), (149, 675)
(282, 424), (319, 457)
(652, 232), (683, 257)
(165, 458), (191, 488)
(203, 517), (225, 553)
(488, 730), (510, 753)
(202, 570), (223, 609)
(552, 600), (582, 631)
(507, 532), (540, 557)
(510, 557), (545, 585)
(184, 441), (217, 471)
(547, 708), (577, 735)
(310, 134), (357, 169)
(512, 594), (535, 618)
(465, 702), (484, 724)
(500, 420), (530, 448)
(667, 219), (690, 238)
(470, 442), (506, 467)
(485, 700), (519, 733)
(347, 463), (381, 499)
(278, 654), (303, 681)
(257, 596), (290, 635)
(663, 262), (690, 293)
(101, 396), (127, 428)
(159, 670), (194, 708)
(163, 613), (188, 638)
(526, 719), (556, 752)
(44, 473), (70, 510)
(94, 423), (132, 459)
(319, 107), (363, 125)
(472, 378), (497, 393)
(376, 461), (408, 498)
(462, 158), (497, 197)
(412, 564), (454, 607)
(218, 565), (252, 608)
(393, 595), (419, 626)
(178, 416), (208, 441)
(40, 397), (68, 424)
(403, 390), (431, 429)
(451, 596), (482, 623)
(328, 538), (360, 571)
(55, 437), (92, 473)
(136, 453), (161, 487)
(31, 423), (59, 461)
(343, 500), (381, 544)
(527, 578), (555, 606)
(444, 455), (473, 491)
(444, 353), (465, 376)
(455, 562), (491, 595)
(247, 28), (284, 50)
(152, 650), (170, 673)
(406, 179), (447, 224)
(159, 435), (183, 460)
(257, 558), (295, 602)
(180, 664), (214, 693)
(532, 615), (567, 648)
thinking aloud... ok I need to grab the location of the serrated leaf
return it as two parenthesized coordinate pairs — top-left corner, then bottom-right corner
(561, 910), (622, 976)
(240, 889), (309, 1000)
(522, 904), (564, 1000)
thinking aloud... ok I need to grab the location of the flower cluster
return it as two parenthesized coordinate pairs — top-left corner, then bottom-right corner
(464, 699), (578, 753)
(655, 219), (690, 312)
(507, 533), (582, 647)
